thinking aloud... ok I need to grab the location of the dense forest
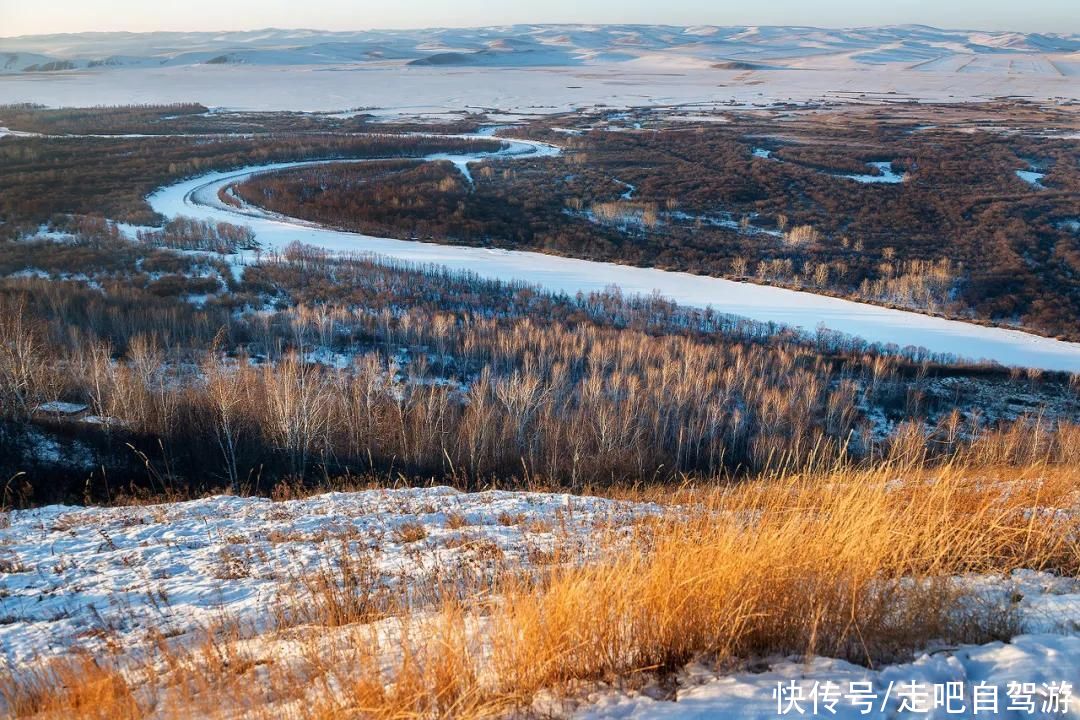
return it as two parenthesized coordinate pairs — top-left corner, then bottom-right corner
(1, 221), (1076, 504)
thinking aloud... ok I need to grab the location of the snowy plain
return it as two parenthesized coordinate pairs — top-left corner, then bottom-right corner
(145, 137), (1080, 372)
(2, 60), (1077, 118)
(2, 25), (1078, 116)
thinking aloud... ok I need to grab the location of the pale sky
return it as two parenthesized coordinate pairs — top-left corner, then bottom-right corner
(1, 0), (1077, 37)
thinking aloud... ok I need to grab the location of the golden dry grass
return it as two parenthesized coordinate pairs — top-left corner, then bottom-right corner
(0, 656), (145, 720)
(3, 462), (1077, 719)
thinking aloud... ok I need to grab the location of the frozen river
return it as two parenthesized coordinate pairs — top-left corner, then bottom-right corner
(147, 135), (1080, 372)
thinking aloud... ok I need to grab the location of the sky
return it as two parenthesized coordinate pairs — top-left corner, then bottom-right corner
(1, 0), (1077, 37)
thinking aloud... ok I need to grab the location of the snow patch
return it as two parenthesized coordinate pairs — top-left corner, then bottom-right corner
(1016, 169), (1047, 189)
(844, 160), (907, 184)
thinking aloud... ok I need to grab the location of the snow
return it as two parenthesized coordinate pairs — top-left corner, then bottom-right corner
(3, 485), (1078, 716)
(569, 570), (1080, 718)
(1016, 169), (1047, 189)
(746, 149), (905, 183)
(0, 487), (654, 667)
(3, 26), (1077, 77)
(302, 346), (352, 369)
(9, 268), (51, 280)
(667, 209), (783, 238)
(0, 62), (1077, 118)
(845, 160), (907, 184)
(667, 114), (732, 123)
(79, 414), (122, 427)
(183, 293), (212, 306)
(0, 126), (41, 139)
(427, 151), (476, 185)
(574, 634), (1080, 718)
(1, 27), (1077, 120)
(34, 401), (89, 415)
(20, 427), (95, 468)
(614, 178), (636, 199)
(145, 136), (1080, 372)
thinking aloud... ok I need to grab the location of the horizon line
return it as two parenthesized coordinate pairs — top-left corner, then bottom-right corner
(3, 21), (1077, 43)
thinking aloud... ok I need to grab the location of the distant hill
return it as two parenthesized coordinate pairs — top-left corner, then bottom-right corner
(1, 25), (1077, 74)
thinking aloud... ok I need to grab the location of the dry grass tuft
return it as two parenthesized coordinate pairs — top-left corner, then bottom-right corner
(0, 655), (147, 720)
(392, 521), (430, 544)
(444, 511), (469, 529)
(283, 543), (399, 629)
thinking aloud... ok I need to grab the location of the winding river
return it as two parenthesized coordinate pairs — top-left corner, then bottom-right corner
(147, 134), (1080, 372)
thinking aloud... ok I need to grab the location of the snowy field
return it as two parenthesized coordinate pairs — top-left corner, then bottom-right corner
(1, 61), (1077, 117)
(2, 487), (1078, 717)
(1, 26), (1077, 115)
(145, 137), (1080, 372)
(0, 487), (651, 667)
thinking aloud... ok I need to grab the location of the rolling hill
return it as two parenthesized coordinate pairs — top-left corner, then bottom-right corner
(1, 24), (1077, 74)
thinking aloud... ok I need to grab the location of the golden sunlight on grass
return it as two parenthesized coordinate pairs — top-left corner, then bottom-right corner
(3, 462), (1077, 719)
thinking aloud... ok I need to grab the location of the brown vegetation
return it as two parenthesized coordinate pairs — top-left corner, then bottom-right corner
(1, 230), (1076, 503)
(0, 114), (500, 232)
(236, 104), (1079, 338)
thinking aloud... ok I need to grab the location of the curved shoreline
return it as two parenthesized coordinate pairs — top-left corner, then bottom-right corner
(146, 134), (1080, 372)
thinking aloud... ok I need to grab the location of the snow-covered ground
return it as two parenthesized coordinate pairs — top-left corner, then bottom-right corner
(1017, 169), (1048, 189)
(0, 487), (652, 667)
(1, 26), (1077, 117)
(145, 136), (1080, 372)
(568, 567), (1080, 718)
(575, 633), (1080, 718)
(0, 126), (43, 139)
(4, 26), (1077, 74)
(2, 487), (1077, 717)
(1, 60), (1075, 117)
(845, 161), (907, 184)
